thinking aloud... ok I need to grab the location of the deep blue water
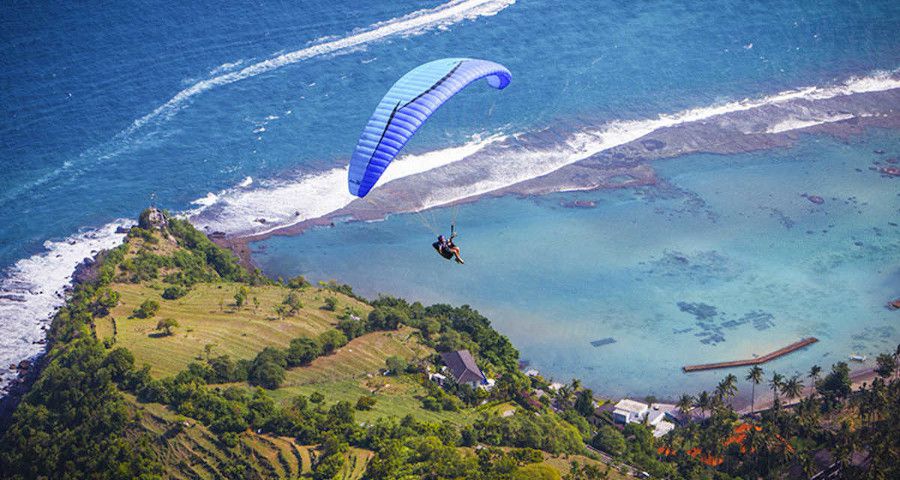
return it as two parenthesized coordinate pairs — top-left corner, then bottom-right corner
(2, 0), (898, 396)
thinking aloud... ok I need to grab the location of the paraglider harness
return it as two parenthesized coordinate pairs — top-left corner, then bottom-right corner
(432, 225), (458, 260)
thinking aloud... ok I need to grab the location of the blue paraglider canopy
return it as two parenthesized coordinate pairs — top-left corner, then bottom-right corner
(348, 58), (511, 197)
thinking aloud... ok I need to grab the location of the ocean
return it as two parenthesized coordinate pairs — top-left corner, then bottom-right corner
(2, 0), (898, 398)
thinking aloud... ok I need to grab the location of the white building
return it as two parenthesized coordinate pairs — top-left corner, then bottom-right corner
(613, 399), (678, 438)
(613, 399), (649, 424)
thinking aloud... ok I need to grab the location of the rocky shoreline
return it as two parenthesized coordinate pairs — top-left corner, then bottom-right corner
(0, 252), (106, 426)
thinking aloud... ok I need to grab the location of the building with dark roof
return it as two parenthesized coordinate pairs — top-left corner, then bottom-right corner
(440, 350), (486, 388)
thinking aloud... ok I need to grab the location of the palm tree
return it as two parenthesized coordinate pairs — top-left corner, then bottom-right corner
(874, 353), (895, 380)
(781, 375), (803, 404)
(557, 385), (574, 410)
(676, 394), (694, 423)
(722, 373), (738, 399)
(569, 378), (581, 392)
(808, 364), (822, 385)
(695, 391), (711, 418)
(746, 365), (764, 414)
(769, 372), (784, 405)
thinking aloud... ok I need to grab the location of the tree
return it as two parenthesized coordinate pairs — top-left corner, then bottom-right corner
(368, 307), (408, 331)
(161, 285), (188, 300)
(695, 390), (711, 418)
(676, 394), (694, 422)
(385, 355), (407, 375)
(808, 364), (822, 384)
(318, 330), (348, 354)
(817, 362), (851, 405)
(132, 299), (160, 318)
(203, 343), (215, 360)
(356, 395), (377, 410)
(574, 389), (595, 417)
(249, 360), (285, 389)
(716, 373), (738, 403)
(286, 337), (321, 366)
(592, 425), (626, 456)
(337, 316), (366, 340)
(322, 296), (337, 311)
(252, 296), (260, 312)
(234, 286), (249, 307)
(287, 275), (309, 289)
(747, 365), (764, 414)
(875, 353), (895, 379)
(282, 291), (302, 315)
(780, 375), (803, 404)
(93, 287), (120, 315)
(769, 372), (784, 405)
(155, 318), (179, 336)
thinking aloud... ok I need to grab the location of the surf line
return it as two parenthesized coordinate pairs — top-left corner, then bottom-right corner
(126, 0), (516, 133)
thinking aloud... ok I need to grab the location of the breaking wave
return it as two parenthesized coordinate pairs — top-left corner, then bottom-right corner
(127, 0), (517, 133)
(0, 69), (897, 398)
(191, 70), (900, 235)
(0, 220), (132, 393)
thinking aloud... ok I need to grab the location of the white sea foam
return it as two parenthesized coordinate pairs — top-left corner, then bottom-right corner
(208, 59), (245, 76)
(1, 70), (896, 399)
(766, 113), (856, 134)
(0, 220), (132, 393)
(413, 71), (900, 210)
(189, 133), (505, 236)
(126, 0), (516, 133)
(189, 70), (899, 236)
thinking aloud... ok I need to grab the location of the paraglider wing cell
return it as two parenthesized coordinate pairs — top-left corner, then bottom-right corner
(348, 58), (511, 197)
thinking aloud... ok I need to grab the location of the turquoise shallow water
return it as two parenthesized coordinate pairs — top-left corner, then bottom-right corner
(253, 129), (900, 399)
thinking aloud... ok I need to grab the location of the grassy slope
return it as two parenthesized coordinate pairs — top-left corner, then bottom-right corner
(99, 227), (615, 478)
(96, 282), (368, 378)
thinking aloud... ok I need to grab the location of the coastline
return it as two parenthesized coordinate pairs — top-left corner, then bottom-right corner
(3, 81), (899, 406)
(219, 114), (899, 407)
(221, 86), (900, 254)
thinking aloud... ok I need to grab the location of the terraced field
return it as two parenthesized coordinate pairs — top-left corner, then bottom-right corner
(96, 282), (368, 377)
(131, 394), (373, 479)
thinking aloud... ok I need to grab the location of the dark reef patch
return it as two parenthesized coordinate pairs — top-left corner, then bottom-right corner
(590, 337), (617, 348)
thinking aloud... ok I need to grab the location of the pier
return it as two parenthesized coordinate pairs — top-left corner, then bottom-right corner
(683, 337), (818, 372)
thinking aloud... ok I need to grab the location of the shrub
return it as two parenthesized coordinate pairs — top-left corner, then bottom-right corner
(287, 275), (309, 289)
(422, 396), (441, 411)
(162, 285), (188, 300)
(248, 347), (287, 389)
(337, 317), (366, 340)
(286, 337), (321, 367)
(385, 356), (407, 375)
(318, 330), (348, 354)
(249, 361), (285, 389)
(132, 299), (160, 318)
(356, 395), (377, 410)
(92, 287), (120, 316)
(322, 296), (338, 311)
(592, 425), (626, 456)
(282, 291), (303, 314)
(368, 307), (408, 331)
(155, 318), (179, 336)
(234, 286), (249, 307)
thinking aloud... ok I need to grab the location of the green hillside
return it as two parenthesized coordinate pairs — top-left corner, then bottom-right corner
(0, 210), (616, 480)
